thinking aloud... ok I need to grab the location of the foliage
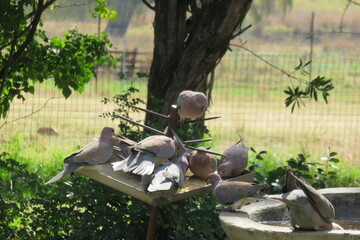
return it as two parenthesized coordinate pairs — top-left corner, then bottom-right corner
(0, 0), (116, 118)
(248, 148), (341, 194)
(0, 149), (225, 239)
(248, 147), (268, 183)
(0, 152), (150, 239)
(284, 59), (334, 113)
(101, 82), (146, 141)
(93, 0), (117, 20)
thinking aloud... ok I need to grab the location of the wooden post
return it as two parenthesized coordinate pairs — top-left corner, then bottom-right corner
(309, 12), (315, 81)
(146, 105), (177, 240)
(146, 206), (160, 240)
(95, 14), (101, 93)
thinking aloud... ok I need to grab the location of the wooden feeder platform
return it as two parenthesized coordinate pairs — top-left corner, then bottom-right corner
(77, 157), (255, 206)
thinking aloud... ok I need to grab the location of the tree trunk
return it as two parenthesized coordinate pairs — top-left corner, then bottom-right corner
(145, 0), (252, 126)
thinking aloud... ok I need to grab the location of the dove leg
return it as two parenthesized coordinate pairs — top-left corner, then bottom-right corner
(146, 206), (160, 240)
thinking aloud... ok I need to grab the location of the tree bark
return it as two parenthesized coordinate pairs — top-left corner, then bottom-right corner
(145, 0), (252, 126)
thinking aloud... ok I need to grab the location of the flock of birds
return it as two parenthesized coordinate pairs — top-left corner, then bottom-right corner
(46, 90), (343, 231)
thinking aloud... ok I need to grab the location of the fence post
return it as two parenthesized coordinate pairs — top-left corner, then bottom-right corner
(309, 12), (315, 81)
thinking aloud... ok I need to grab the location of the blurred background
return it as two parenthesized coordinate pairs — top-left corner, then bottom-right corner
(1, 0), (360, 166)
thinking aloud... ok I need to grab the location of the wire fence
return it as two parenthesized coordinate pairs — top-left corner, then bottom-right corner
(1, 50), (359, 165)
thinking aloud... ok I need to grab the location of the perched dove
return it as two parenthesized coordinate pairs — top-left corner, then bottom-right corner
(176, 90), (208, 121)
(145, 152), (189, 201)
(112, 135), (176, 176)
(46, 126), (119, 185)
(218, 140), (249, 178)
(269, 167), (343, 230)
(189, 147), (217, 180)
(207, 173), (268, 211)
(141, 137), (189, 200)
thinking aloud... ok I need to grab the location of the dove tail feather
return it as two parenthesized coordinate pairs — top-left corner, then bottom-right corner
(111, 160), (128, 171)
(45, 164), (80, 185)
(112, 152), (140, 172)
(148, 181), (172, 192)
(132, 159), (154, 175)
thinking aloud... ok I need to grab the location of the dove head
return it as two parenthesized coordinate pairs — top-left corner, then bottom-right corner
(100, 126), (117, 144)
(194, 92), (208, 113)
(190, 148), (208, 162)
(217, 161), (235, 177)
(207, 173), (222, 189)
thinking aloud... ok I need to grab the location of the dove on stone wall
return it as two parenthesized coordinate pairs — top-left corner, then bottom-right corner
(268, 167), (343, 230)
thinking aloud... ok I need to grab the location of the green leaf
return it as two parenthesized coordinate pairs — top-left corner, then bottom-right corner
(303, 60), (312, 68)
(329, 158), (339, 163)
(62, 87), (72, 98)
(294, 58), (303, 70)
(329, 152), (337, 157)
(28, 86), (35, 94)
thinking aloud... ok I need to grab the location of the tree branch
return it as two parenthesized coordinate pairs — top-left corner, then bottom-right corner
(349, 0), (360, 6)
(53, 0), (96, 9)
(142, 0), (155, 11)
(0, 0), (45, 80)
(230, 43), (305, 83)
(0, 31), (17, 96)
(0, 97), (60, 129)
(340, 0), (351, 32)
(0, 0), (57, 84)
(232, 24), (252, 38)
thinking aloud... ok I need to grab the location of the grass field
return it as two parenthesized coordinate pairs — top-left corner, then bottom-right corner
(1, 1), (360, 171)
(1, 51), (360, 169)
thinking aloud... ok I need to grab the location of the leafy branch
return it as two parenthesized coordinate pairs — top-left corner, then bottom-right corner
(230, 44), (334, 113)
(100, 83), (145, 141)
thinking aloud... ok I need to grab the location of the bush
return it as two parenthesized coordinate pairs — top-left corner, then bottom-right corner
(1, 84), (353, 239)
(0, 151), (226, 240)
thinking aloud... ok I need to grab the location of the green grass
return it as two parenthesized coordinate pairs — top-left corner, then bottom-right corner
(3, 127), (359, 188)
(2, 52), (360, 168)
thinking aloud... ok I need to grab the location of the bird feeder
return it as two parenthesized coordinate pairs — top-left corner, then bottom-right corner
(76, 105), (255, 240)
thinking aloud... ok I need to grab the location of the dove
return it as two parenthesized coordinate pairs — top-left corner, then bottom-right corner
(141, 143), (190, 200)
(145, 155), (187, 200)
(188, 147), (217, 180)
(207, 173), (268, 211)
(176, 90), (208, 121)
(217, 139), (249, 178)
(46, 126), (119, 185)
(112, 135), (176, 176)
(269, 167), (343, 230)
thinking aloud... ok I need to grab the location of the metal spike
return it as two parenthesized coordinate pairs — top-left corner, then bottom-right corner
(185, 146), (226, 157)
(133, 106), (169, 119)
(183, 138), (213, 144)
(113, 114), (165, 136)
(171, 129), (189, 154)
(177, 116), (221, 124)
